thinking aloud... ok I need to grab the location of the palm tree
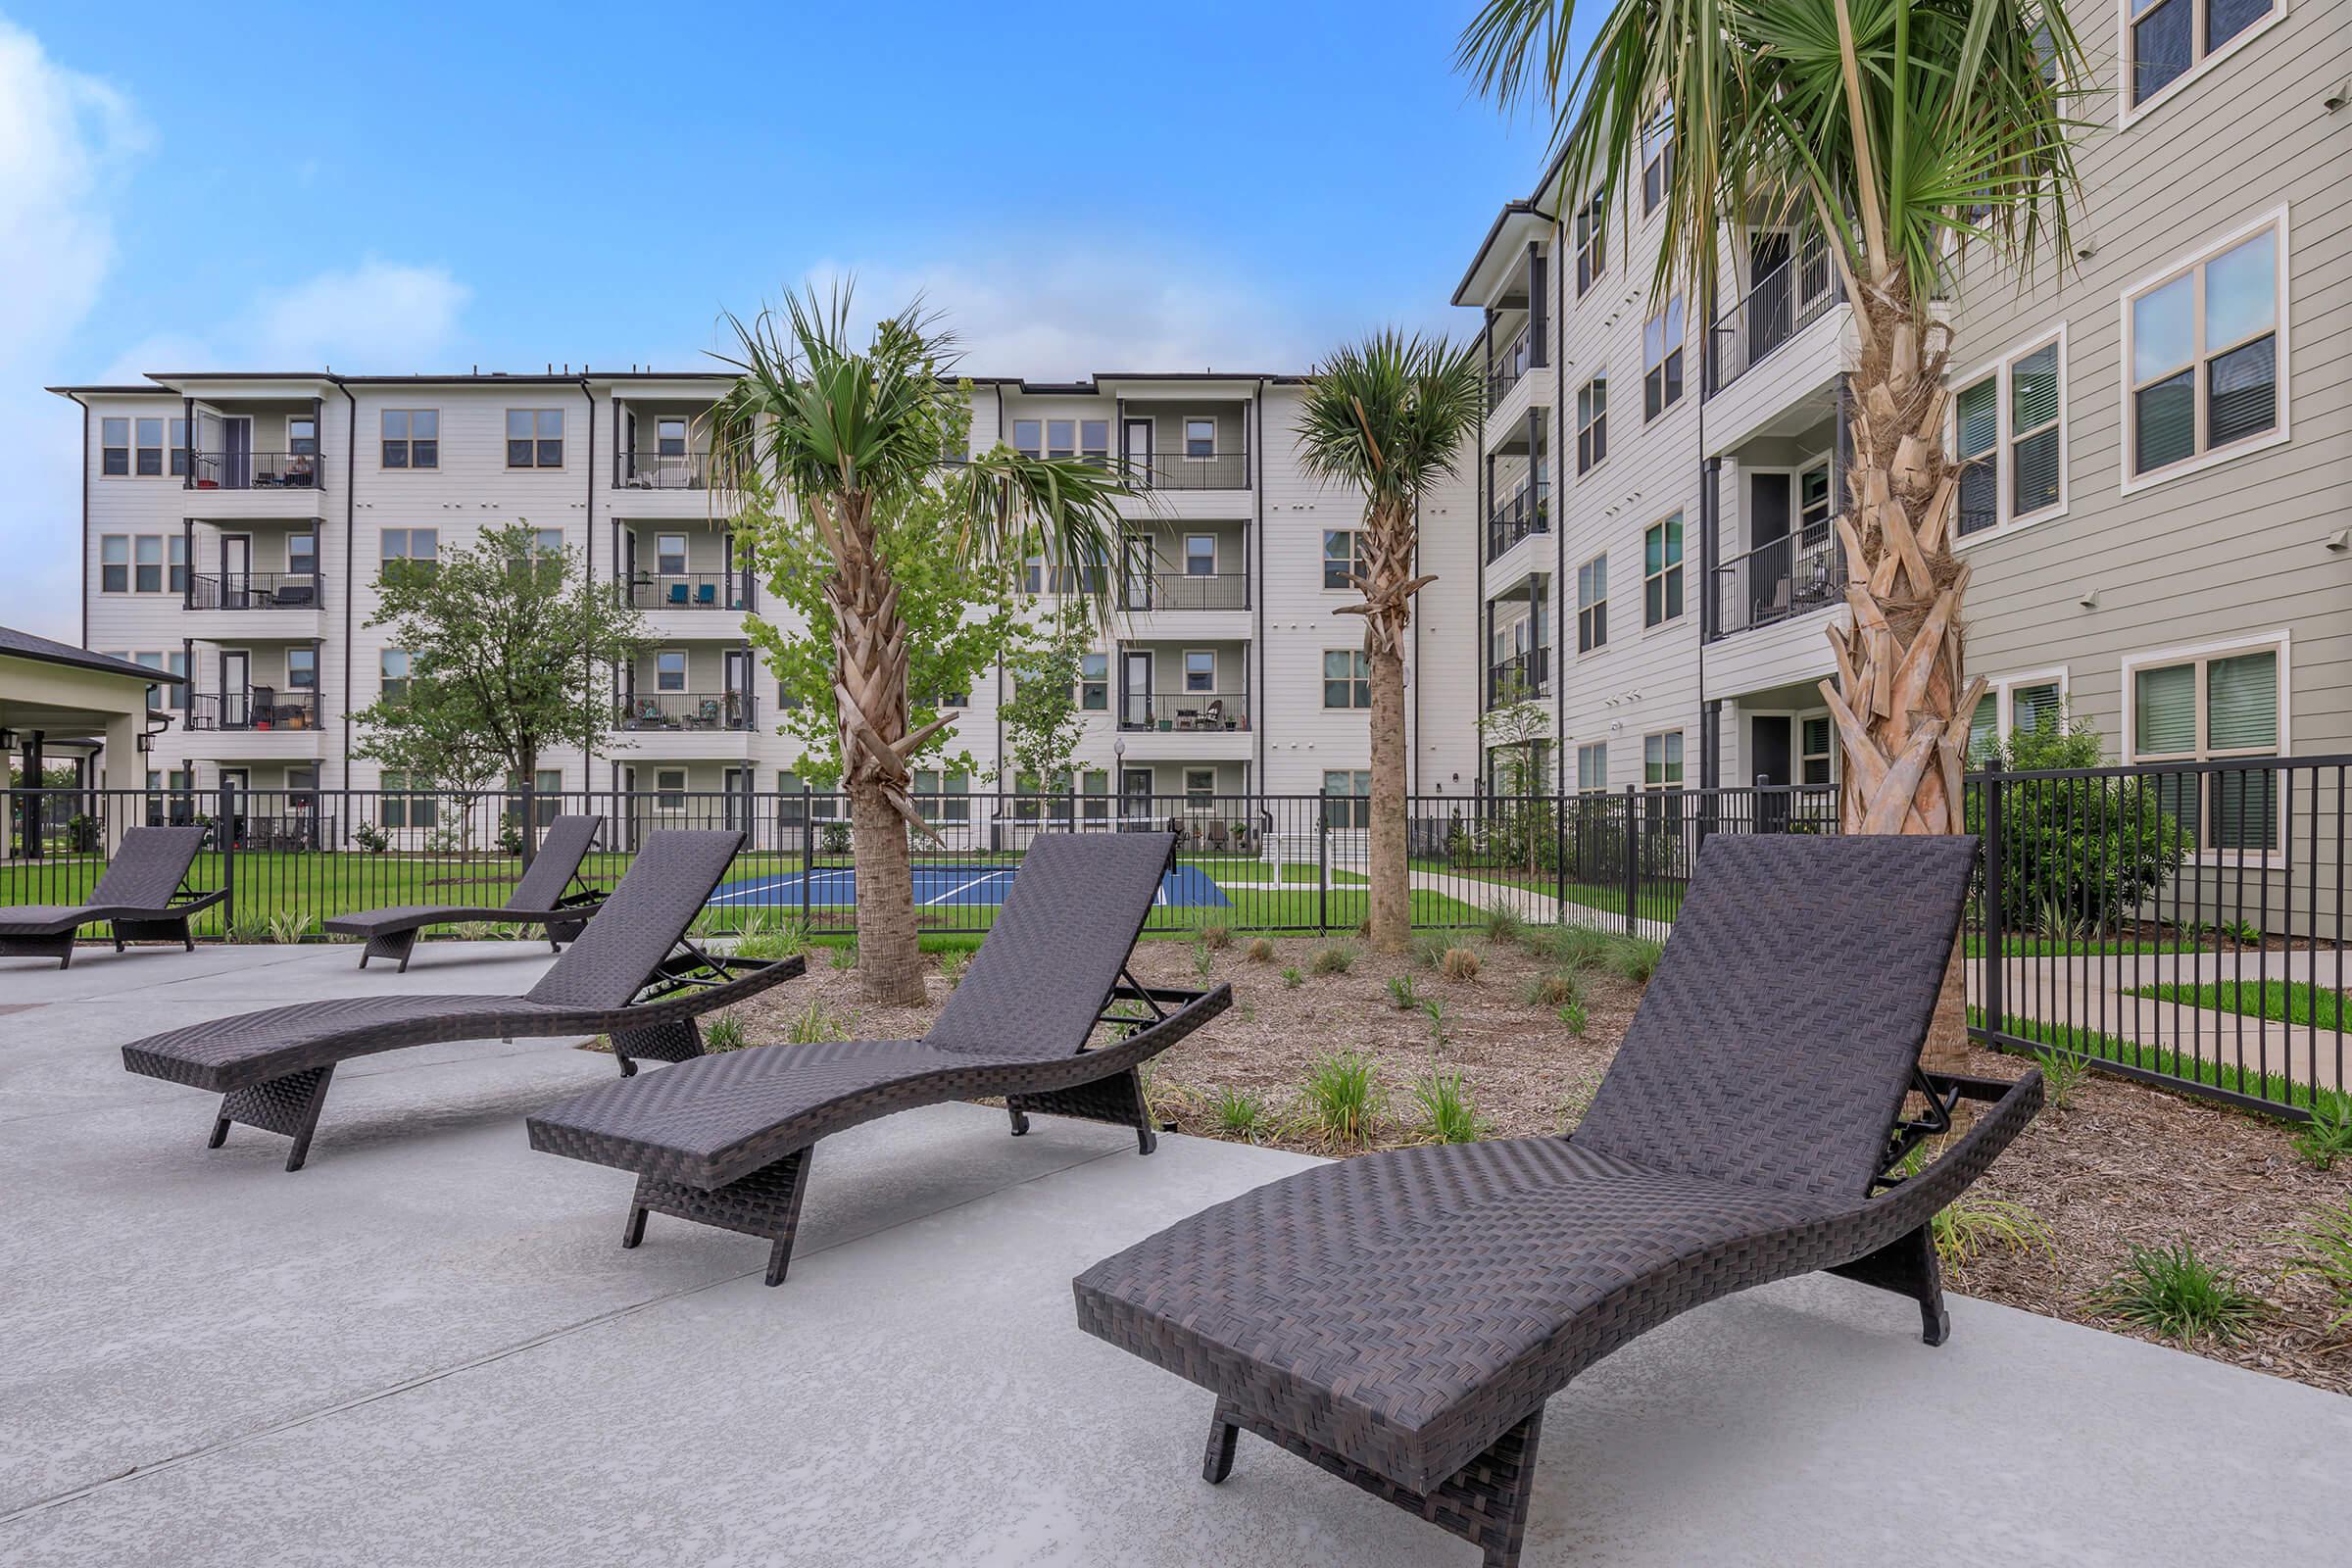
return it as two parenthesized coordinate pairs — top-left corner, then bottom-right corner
(708, 289), (1132, 1005)
(1295, 333), (1485, 953)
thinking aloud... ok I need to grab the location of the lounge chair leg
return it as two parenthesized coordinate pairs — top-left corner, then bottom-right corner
(1007, 1107), (1030, 1136)
(1201, 1399), (1241, 1483)
(360, 930), (417, 972)
(609, 1017), (704, 1074)
(1001, 1068), (1156, 1154)
(623, 1145), (816, 1289)
(621, 1203), (648, 1250)
(213, 1064), (336, 1172)
(1829, 1223), (1949, 1346)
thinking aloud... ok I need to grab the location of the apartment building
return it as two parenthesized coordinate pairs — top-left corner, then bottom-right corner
(56, 368), (1482, 838)
(1452, 0), (2351, 831)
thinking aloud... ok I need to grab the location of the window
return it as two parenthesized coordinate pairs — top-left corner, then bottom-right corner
(1184, 418), (1215, 459)
(1576, 742), (1608, 794)
(1641, 103), (1674, 215)
(1184, 650), (1215, 693)
(1081, 653), (1108, 710)
(655, 650), (687, 692)
(135, 417), (166, 475)
(1081, 768), (1111, 820)
(381, 409), (439, 468)
(1574, 188), (1606, 296)
(100, 536), (127, 592)
(913, 769), (971, 823)
(1801, 714), (1836, 785)
(1080, 419), (1109, 465)
(380, 772), (439, 830)
(2129, 638), (2283, 854)
(134, 652), (165, 710)
(776, 771), (808, 826)
(1955, 331), (2065, 538)
(170, 417), (189, 477)
(288, 532), (317, 578)
(506, 409), (564, 468)
(1322, 530), (1361, 590)
(380, 527), (438, 578)
(288, 416), (318, 457)
(1576, 376), (1607, 473)
(1798, 464), (1833, 550)
(2128, 0), (2277, 113)
(1184, 534), (1216, 576)
(1642, 515), (1684, 627)
(101, 417), (129, 475)
(168, 534), (187, 595)
(287, 648), (317, 690)
(527, 528), (564, 566)
(134, 535), (164, 593)
(657, 533), (688, 575)
(654, 768), (687, 812)
(1323, 650), (1370, 709)
(1642, 295), (1685, 419)
(1321, 769), (1371, 828)
(1011, 419), (1042, 457)
(165, 650), (187, 711)
(1047, 419), (1076, 460)
(657, 416), (687, 459)
(2125, 218), (2284, 484)
(1011, 769), (1054, 821)
(1185, 767), (1217, 807)
(381, 650), (414, 703)
(777, 679), (803, 711)
(1576, 555), (1608, 653)
(1643, 731), (1684, 789)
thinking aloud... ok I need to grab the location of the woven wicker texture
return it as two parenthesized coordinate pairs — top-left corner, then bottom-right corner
(321, 816), (605, 941)
(0, 826), (212, 937)
(524, 830), (744, 1010)
(507, 816), (605, 909)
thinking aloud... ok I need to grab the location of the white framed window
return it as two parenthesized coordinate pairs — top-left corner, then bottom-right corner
(1047, 418), (1077, 460)
(288, 416), (318, 457)
(1798, 463), (1833, 551)
(505, 408), (564, 468)
(1183, 417), (1216, 459)
(2120, 0), (2281, 122)
(654, 768), (688, 812)
(166, 534), (187, 594)
(170, 417), (189, 477)
(1080, 652), (1108, 710)
(1321, 769), (1370, 828)
(1576, 554), (1608, 653)
(1640, 103), (1674, 214)
(287, 532), (316, 578)
(1322, 529), (1362, 591)
(1968, 669), (2070, 760)
(1576, 741), (1608, 794)
(1185, 767), (1218, 807)
(380, 527), (438, 576)
(2124, 632), (2287, 857)
(1642, 295), (1685, 419)
(1011, 419), (1042, 457)
(1184, 534), (1216, 576)
(381, 409), (438, 468)
(1642, 731), (1684, 789)
(1322, 650), (1370, 709)
(2120, 210), (2287, 491)
(164, 650), (187, 711)
(1080, 419), (1110, 465)
(286, 648), (317, 690)
(100, 417), (130, 476)
(913, 768), (971, 823)
(1081, 768), (1110, 820)
(133, 535), (164, 593)
(1953, 327), (2067, 541)
(1574, 187), (1606, 296)
(99, 535), (128, 592)
(381, 649), (414, 703)
(380, 772), (438, 830)
(135, 417), (167, 476)
(527, 528), (564, 566)
(1183, 649), (1215, 693)
(657, 416), (687, 458)
(134, 652), (165, 710)
(1800, 713), (1836, 785)
(655, 650), (687, 692)
(1576, 375), (1607, 473)
(1642, 514), (1684, 628)
(656, 533), (688, 575)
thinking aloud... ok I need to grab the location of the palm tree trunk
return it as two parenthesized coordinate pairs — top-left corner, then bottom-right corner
(848, 788), (922, 1001)
(1367, 645), (1409, 951)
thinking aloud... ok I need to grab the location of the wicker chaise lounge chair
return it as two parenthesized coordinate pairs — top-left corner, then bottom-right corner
(322, 813), (609, 970)
(1073, 834), (2042, 1568)
(0, 826), (226, 969)
(525, 832), (1230, 1287)
(121, 830), (802, 1171)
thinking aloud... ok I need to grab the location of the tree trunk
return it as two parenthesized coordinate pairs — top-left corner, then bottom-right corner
(849, 786), (924, 1004)
(1367, 645), (1410, 952)
(1819, 283), (1985, 1078)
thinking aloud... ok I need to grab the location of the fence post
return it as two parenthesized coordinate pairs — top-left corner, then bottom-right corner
(1621, 784), (1639, 937)
(801, 784), (814, 933)
(1552, 788), (1567, 924)
(219, 779), (238, 936)
(1317, 802), (1330, 936)
(1981, 769), (2005, 1040)
(518, 775), (538, 869)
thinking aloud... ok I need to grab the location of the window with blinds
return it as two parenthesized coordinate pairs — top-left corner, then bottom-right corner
(1969, 673), (2069, 761)
(2132, 645), (2281, 853)
(1955, 330), (2063, 538)
(2128, 221), (2281, 482)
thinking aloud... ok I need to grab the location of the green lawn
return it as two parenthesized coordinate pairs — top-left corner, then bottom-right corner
(1970, 1006), (2344, 1120)
(1406, 856), (1688, 924)
(2125, 980), (2347, 1030)
(1965, 934), (2201, 958)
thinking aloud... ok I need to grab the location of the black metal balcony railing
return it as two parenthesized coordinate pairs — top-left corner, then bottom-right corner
(1487, 647), (1552, 706)
(624, 572), (751, 612)
(188, 571), (323, 610)
(1705, 241), (1838, 398)
(183, 689), (322, 731)
(1710, 529), (1844, 638)
(190, 452), (321, 490)
(1487, 323), (1533, 410)
(614, 690), (756, 732)
(613, 450), (715, 489)
(1119, 452), (1250, 491)
(1119, 692), (1250, 732)
(1120, 571), (1249, 612)
(1485, 487), (1549, 563)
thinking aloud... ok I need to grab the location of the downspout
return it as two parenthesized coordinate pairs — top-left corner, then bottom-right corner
(69, 393), (89, 647)
(1554, 218), (1568, 775)
(1253, 380), (1265, 797)
(993, 384), (1006, 791)
(580, 376), (597, 783)
(335, 377), (356, 788)
(1476, 309), (1491, 786)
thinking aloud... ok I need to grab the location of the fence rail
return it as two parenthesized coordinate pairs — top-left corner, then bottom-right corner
(188, 570), (324, 610)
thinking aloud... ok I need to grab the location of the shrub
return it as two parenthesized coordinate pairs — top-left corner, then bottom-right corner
(703, 1015), (750, 1054)
(1281, 966), (1304, 989)
(1210, 1086), (1272, 1143)
(2031, 1048), (2092, 1113)
(223, 911), (271, 945)
(1605, 936), (1664, 985)
(2281, 1200), (2352, 1334)
(2291, 1100), (2352, 1171)
(352, 821), (389, 856)
(497, 820), (524, 857)
(733, 914), (811, 962)
(2089, 1241), (2263, 1344)
(1246, 937), (1276, 963)
(1522, 971), (1582, 1009)
(266, 908), (318, 946)
(1548, 925), (1613, 973)
(1479, 903), (1523, 944)
(1386, 974), (1421, 1010)
(784, 999), (852, 1046)
(1412, 1068), (1491, 1145)
(1968, 717), (2186, 935)
(819, 821), (853, 856)
(1310, 944), (1356, 976)
(1439, 947), (1481, 981)
(939, 948), (972, 988)
(1558, 1000), (1589, 1034)
(1197, 919), (1233, 950)
(828, 942), (858, 970)
(1301, 1052), (1386, 1145)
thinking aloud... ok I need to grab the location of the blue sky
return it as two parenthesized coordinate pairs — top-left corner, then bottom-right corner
(0, 1), (1590, 639)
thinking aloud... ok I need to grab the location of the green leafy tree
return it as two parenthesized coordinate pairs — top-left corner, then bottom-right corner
(1295, 332), (1484, 953)
(353, 522), (648, 845)
(710, 288), (1133, 1004)
(997, 611), (1096, 810)
(1478, 686), (1553, 876)
(1965, 709), (2184, 935)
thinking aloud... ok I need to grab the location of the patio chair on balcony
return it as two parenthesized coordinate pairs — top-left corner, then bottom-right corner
(120, 830), (803, 1172)
(0, 826), (226, 969)
(695, 581), (717, 606)
(667, 582), (690, 606)
(321, 814), (611, 972)
(1073, 834), (2041, 1568)
(525, 832), (1229, 1288)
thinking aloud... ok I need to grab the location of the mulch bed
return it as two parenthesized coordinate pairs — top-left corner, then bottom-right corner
(718, 929), (2352, 1396)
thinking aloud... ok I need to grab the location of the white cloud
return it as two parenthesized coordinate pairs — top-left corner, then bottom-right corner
(0, 15), (145, 641)
(101, 259), (471, 381)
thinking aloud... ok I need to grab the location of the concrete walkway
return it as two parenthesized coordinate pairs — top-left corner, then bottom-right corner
(3, 943), (2348, 1565)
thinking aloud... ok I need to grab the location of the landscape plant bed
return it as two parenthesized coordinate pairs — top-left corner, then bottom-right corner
(704, 924), (2350, 1396)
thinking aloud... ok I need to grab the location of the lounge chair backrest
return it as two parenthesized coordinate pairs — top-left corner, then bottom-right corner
(89, 826), (208, 907)
(925, 832), (1175, 1060)
(1571, 833), (1979, 1202)
(523, 830), (744, 1010)
(507, 815), (604, 909)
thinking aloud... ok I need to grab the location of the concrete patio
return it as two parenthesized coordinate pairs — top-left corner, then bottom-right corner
(3, 943), (2348, 1566)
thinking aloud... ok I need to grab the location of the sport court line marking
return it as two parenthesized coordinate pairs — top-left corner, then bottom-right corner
(922, 868), (1012, 906)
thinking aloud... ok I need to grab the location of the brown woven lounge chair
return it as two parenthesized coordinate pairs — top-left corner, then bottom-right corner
(121, 830), (802, 1171)
(1073, 834), (2041, 1568)
(0, 826), (226, 969)
(322, 814), (609, 970)
(525, 832), (1230, 1287)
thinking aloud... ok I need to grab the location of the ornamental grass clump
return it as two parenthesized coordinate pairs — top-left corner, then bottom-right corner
(1412, 1067), (1491, 1145)
(1310, 944), (1357, 976)
(1302, 1051), (1387, 1146)
(1439, 946), (1481, 981)
(1245, 936), (1276, 963)
(2090, 1240), (2264, 1345)
(1210, 1086), (1273, 1143)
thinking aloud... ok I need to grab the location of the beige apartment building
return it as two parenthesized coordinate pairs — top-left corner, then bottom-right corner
(1452, 0), (2350, 836)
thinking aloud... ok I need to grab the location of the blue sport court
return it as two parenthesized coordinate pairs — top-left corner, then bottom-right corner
(710, 860), (1230, 910)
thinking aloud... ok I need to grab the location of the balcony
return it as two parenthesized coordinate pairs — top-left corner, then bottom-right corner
(1487, 323), (1532, 411)
(1118, 692), (1249, 733)
(622, 572), (751, 612)
(1710, 530), (1843, 639)
(1487, 647), (1551, 707)
(1485, 487), (1549, 564)
(183, 689), (321, 731)
(612, 451), (715, 490)
(188, 571), (323, 611)
(189, 452), (322, 491)
(614, 690), (756, 733)
(1119, 571), (1248, 612)
(1705, 242), (1838, 398)
(1119, 452), (1249, 492)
